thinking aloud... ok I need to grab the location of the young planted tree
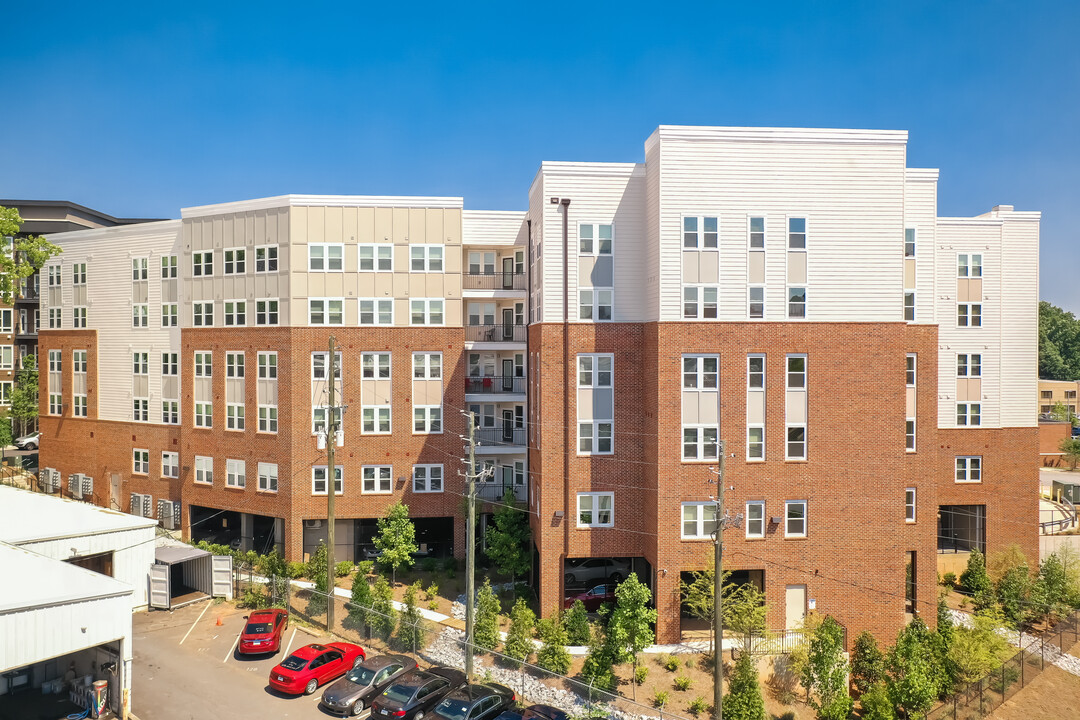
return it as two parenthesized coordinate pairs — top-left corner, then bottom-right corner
(1060, 437), (1080, 470)
(370, 575), (398, 641)
(307, 542), (329, 616)
(681, 564), (721, 654)
(959, 547), (994, 611)
(580, 622), (617, 692)
(473, 579), (501, 652)
(886, 618), (942, 718)
(948, 610), (1012, 685)
(503, 598), (537, 668)
(257, 551), (290, 609)
(859, 682), (896, 720)
(536, 615), (572, 674)
(348, 571), (373, 633)
(996, 561), (1032, 628)
(1029, 552), (1073, 625)
(485, 488), (532, 587)
(851, 631), (887, 695)
(724, 582), (768, 652)
(10, 355), (38, 440)
(605, 573), (657, 700)
(801, 616), (853, 720)
(395, 581), (429, 652)
(563, 599), (592, 645)
(0, 207), (62, 303)
(724, 651), (766, 720)
(374, 501), (418, 584)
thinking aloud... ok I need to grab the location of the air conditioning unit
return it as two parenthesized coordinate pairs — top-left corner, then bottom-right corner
(143, 494), (154, 519)
(46, 468), (61, 493)
(130, 492), (142, 517)
(80, 475), (93, 498)
(304, 519), (323, 529)
(69, 473), (84, 499)
(158, 500), (180, 530)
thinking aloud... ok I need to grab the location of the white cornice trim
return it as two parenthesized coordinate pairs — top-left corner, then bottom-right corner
(906, 168), (940, 182)
(652, 125), (909, 145)
(937, 217), (1004, 227)
(538, 161), (645, 178)
(181, 194), (464, 219)
(43, 219), (182, 242)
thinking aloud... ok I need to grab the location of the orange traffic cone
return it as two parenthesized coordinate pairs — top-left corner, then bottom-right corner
(216, 617), (222, 626)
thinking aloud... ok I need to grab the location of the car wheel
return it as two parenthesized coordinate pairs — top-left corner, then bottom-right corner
(415, 711), (425, 720)
(609, 572), (623, 583)
(564, 574), (575, 585)
(304, 679), (318, 695)
(351, 700), (365, 716)
(26, 443), (36, 451)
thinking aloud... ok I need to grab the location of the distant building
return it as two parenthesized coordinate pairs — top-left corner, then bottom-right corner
(1038, 378), (1080, 417)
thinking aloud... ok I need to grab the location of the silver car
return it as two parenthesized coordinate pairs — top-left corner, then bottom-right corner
(319, 654), (418, 717)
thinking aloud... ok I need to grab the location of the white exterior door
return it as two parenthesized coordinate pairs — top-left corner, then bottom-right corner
(785, 584), (807, 630)
(149, 564), (170, 609)
(211, 555), (233, 599)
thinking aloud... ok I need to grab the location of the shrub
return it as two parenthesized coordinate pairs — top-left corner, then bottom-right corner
(988, 664), (1021, 694)
(335, 561), (353, 578)
(287, 561), (307, 579)
(942, 572), (957, 587)
(503, 598), (537, 668)
(357, 560), (375, 576)
(859, 682), (896, 720)
(684, 656), (695, 670)
(687, 696), (709, 717)
(394, 582), (429, 652)
(240, 586), (267, 609)
(664, 655), (681, 672)
(473, 579), (502, 652)
(801, 616), (853, 720)
(425, 582), (439, 600)
(442, 556), (458, 573)
(634, 665), (649, 685)
(369, 576), (397, 641)
(851, 630), (887, 695)
(778, 714), (797, 720)
(652, 691), (670, 709)
(724, 651), (766, 720)
(420, 557), (439, 573)
(580, 624), (617, 692)
(536, 616), (572, 675)
(563, 600), (591, 645)
(959, 549), (992, 596)
(674, 675), (692, 691)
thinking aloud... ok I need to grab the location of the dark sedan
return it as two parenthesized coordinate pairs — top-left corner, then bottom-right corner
(431, 683), (516, 720)
(370, 666), (467, 720)
(320, 654), (418, 717)
(563, 584), (616, 612)
(495, 704), (570, 720)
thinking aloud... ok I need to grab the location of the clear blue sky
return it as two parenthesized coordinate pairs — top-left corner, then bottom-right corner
(4, 1), (1078, 310)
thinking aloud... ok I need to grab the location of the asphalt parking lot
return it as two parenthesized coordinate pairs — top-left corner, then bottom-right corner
(132, 600), (375, 720)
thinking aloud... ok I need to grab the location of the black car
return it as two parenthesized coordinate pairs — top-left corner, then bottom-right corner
(495, 705), (570, 720)
(320, 654), (419, 717)
(370, 666), (467, 720)
(430, 683), (516, 720)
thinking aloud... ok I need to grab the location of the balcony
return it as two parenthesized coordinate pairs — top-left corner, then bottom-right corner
(475, 426), (527, 448)
(464, 324), (527, 344)
(465, 375), (526, 396)
(464, 271), (527, 291)
(476, 481), (527, 503)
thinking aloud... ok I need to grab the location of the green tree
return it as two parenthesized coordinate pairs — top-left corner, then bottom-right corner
(859, 682), (896, 720)
(681, 564), (722, 654)
(473, 579), (501, 652)
(257, 551), (290, 609)
(370, 575), (397, 641)
(725, 582), (768, 652)
(348, 572), (373, 633)
(374, 501), (418, 584)
(580, 622), (617, 692)
(932, 594), (958, 691)
(485, 488), (532, 585)
(1060, 437), (1080, 470)
(1039, 301), (1080, 381)
(996, 562), (1032, 628)
(948, 610), (1012, 685)
(1050, 401), (1075, 424)
(724, 651), (766, 720)
(563, 599), (592, 645)
(307, 542), (329, 616)
(800, 616), (853, 720)
(959, 548), (992, 601)
(10, 355), (38, 439)
(395, 581), (429, 652)
(0, 207), (63, 304)
(851, 631), (887, 695)
(536, 615), (572, 674)
(503, 598), (537, 668)
(605, 573), (657, 700)
(886, 618), (942, 718)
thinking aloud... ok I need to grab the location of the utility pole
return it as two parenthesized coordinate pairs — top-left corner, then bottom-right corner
(326, 337), (338, 635)
(464, 410), (478, 678)
(710, 441), (730, 720)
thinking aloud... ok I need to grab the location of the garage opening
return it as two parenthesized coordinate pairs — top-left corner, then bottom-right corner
(150, 545), (233, 610)
(189, 505), (242, 549)
(354, 516), (456, 561)
(0, 641), (123, 718)
(678, 568), (765, 638)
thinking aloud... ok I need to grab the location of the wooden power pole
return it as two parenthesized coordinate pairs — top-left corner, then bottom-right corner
(326, 337), (338, 634)
(464, 411), (478, 678)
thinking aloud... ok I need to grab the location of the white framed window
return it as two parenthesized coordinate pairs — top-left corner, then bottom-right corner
(578, 354), (613, 388)
(258, 405), (278, 433)
(310, 243), (344, 271)
(785, 354), (807, 459)
(73, 262), (88, 284)
(785, 500), (807, 537)
(682, 216), (718, 249)
(256, 299), (279, 325)
(360, 299), (394, 325)
(904, 292), (915, 322)
(578, 223), (613, 255)
(226, 459), (246, 488)
(132, 257), (148, 281)
(161, 304), (178, 327)
(579, 288), (613, 321)
(578, 421), (612, 455)
(413, 406), (442, 434)
(577, 353), (613, 455)
(255, 245), (278, 273)
(133, 352), (149, 375)
(413, 352), (442, 379)
(194, 402), (212, 428)
(226, 352), (245, 378)
(74, 350), (88, 374)
(410, 245), (444, 272)
(683, 286), (718, 319)
(312, 352), (342, 381)
(577, 492), (614, 528)
(362, 352), (391, 379)
(0, 309), (11, 333)
(223, 247), (246, 275)
(362, 465), (392, 494)
(787, 355), (806, 389)
(49, 394), (62, 415)
(160, 256), (177, 279)
(362, 406), (391, 434)
(683, 355), (718, 389)
(956, 403), (981, 426)
(957, 304), (982, 328)
(957, 353), (982, 377)
(681, 502), (718, 539)
(194, 456), (213, 485)
(224, 300), (246, 326)
(956, 456), (982, 483)
(787, 287), (806, 318)
(747, 353), (766, 460)
(788, 217), (807, 249)
(132, 304), (148, 328)
(746, 501), (765, 538)
(0, 346), (11, 370)
(358, 244), (392, 271)
(161, 352), (177, 376)
(73, 306), (87, 328)
(193, 302), (213, 327)
(258, 352), (277, 379)
(413, 464), (443, 493)
(786, 426), (806, 460)
(748, 426), (765, 461)
(682, 426), (719, 461)
(162, 400), (179, 425)
(226, 403), (245, 431)
(162, 452), (179, 479)
(49, 349), (62, 373)
(258, 462), (278, 493)
(48, 264), (61, 287)
(48, 307), (61, 329)
(312, 466), (344, 495)
(194, 352), (212, 377)
(410, 299), (444, 326)
(958, 253), (983, 278)
(906, 420), (916, 452)
(906, 354), (916, 387)
(73, 394), (87, 417)
(133, 449), (150, 475)
(905, 228), (915, 257)
(193, 251), (213, 277)
(132, 398), (149, 422)
(748, 286), (765, 319)
(309, 298), (344, 325)
(905, 488), (916, 523)
(749, 216), (765, 249)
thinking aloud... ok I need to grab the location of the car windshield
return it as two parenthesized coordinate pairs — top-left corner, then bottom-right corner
(435, 698), (471, 720)
(382, 683), (415, 704)
(244, 622), (272, 634)
(346, 667), (377, 685)
(279, 654), (309, 671)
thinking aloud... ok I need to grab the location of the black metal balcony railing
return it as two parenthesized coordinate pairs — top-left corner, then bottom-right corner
(463, 271), (527, 291)
(476, 481), (527, 502)
(464, 324), (528, 343)
(474, 426), (527, 447)
(465, 376), (526, 394)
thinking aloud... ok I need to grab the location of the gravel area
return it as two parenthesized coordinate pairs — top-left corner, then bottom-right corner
(948, 609), (1080, 677)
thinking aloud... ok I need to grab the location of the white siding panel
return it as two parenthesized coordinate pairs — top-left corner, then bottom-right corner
(0, 595), (132, 674)
(997, 213), (1040, 427)
(462, 211), (527, 246)
(904, 170), (939, 324)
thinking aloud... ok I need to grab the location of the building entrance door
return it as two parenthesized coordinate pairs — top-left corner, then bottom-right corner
(785, 584), (806, 629)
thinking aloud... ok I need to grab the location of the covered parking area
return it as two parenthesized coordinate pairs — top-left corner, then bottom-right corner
(150, 540), (232, 611)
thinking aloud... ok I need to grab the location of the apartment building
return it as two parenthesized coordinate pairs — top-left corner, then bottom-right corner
(1038, 378), (1080, 417)
(37, 125), (1039, 647)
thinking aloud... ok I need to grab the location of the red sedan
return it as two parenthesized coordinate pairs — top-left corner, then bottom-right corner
(238, 609), (289, 654)
(269, 642), (366, 696)
(563, 584), (616, 612)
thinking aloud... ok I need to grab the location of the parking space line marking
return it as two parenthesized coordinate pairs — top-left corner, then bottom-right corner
(179, 602), (211, 645)
(223, 632), (241, 663)
(282, 628), (297, 659)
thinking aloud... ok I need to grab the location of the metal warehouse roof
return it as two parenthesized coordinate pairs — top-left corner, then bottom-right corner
(155, 545), (210, 565)
(0, 485), (157, 545)
(0, 542), (133, 613)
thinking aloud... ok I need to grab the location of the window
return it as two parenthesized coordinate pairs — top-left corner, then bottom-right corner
(312, 405), (342, 435)
(413, 406), (442, 433)
(1041, 390), (1053, 399)
(256, 299), (279, 325)
(905, 488), (916, 522)
(226, 459), (246, 488)
(683, 426), (719, 461)
(313, 466), (344, 495)
(905, 228), (915, 257)
(906, 420), (915, 452)
(577, 493), (614, 527)
(310, 243), (344, 271)
(195, 402), (212, 428)
(194, 352), (212, 377)
(226, 403), (245, 430)
(906, 355), (916, 386)
(223, 248), (246, 274)
(255, 245), (278, 273)
(413, 353), (442, 379)
(956, 403), (981, 426)
(258, 462), (278, 492)
(72, 350), (87, 374)
(578, 224), (613, 255)
(785, 356), (808, 458)
(132, 398), (149, 422)
(749, 286), (764, 318)
(0, 309), (10, 333)
(133, 449), (150, 475)
(49, 393), (62, 415)
(683, 216), (718, 249)
(132, 352), (149, 375)
(258, 405), (278, 433)
(904, 292), (915, 322)
(224, 301), (246, 326)
(578, 354), (613, 388)
(578, 421), (613, 454)
(162, 452), (179, 479)
(49, 349), (62, 373)
(161, 256), (177, 279)
(194, 456), (213, 485)
(785, 500), (807, 537)
(748, 427), (764, 460)
(683, 356), (718, 389)
(413, 465), (443, 493)
(681, 502), (718, 538)
(161, 304), (178, 327)
(410, 245), (444, 272)
(132, 304), (148, 328)
(309, 299), (344, 325)
(957, 304), (982, 327)
(786, 426), (806, 460)
(74, 306), (87, 328)
(0, 346), (11, 370)
(70, 262), (87, 285)
(746, 501), (765, 538)
(49, 307), (61, 329)
(788, 217), (807, 249)
(132, 257), (148, 281)
(410, 299), (444, 325)
(579, 288), (613, 321)
(362, 466), (391, 494)
(577, 354), (613, 454)
(957, 354), (982, 377)
(312, 352), (342, 380)
(787, 355), (806, 389)
(73, 395), (87, 417)
(683, 286), (718, 319)
(956, 456), (982, 483)
(362, 353), (391, 379)
(161, 353), (178, 376)
(360, 299), (394, 325)
(258, 352), (277, 379)
(225, 352), (245, 378)
(362, 406), (391, 434)
(788, 287), (806, 318)
(958, 253), (983, 278)
(47, 264), (61, 287)
(358, 244), (392, 271)
(162, 400), (179, 424)
(193, 251), (213, 277)
(747, 216), (766, 249)
(193, 302), (213, 326)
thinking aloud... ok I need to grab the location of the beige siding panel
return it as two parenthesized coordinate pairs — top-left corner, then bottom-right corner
(580, 256), (597, 283)
(343, 298), (357, 326)
(195, 377), (211, 402)
(444, 246), (462, 274)
(375, 274), (394, 298)
(425, 275), (446, 297)
(787, 252), (807, 284)
(374, 208), (393, 243)
(324, 273), (344, 297)
(394, 298), (409, 324)
(163, 377), (178, 399)
(426, 209), (444, 243)
(699, 251), (719, 284)
(325, 206), (343, 243)
(682, 252), (699, 283)
(444, 209), (462, 245)
(786, 390), (806, 425)
(747, 392), (765, 425)
(357, 275), (376, 297)
(409, 274), (427, 298)
(749, 252), (765, 284)
(226, 380), (244, 404)
(356, 208), (375, 244)
(392, 208), (409, 243)
(413, 380), (442, 405)
(699, 393), (719, 424)
(904, 259), (915, 289)
(133, 376), (148, 398)
(409, 209), (426, 243)
(577, 388), (593, 419)
(393, 274), (409, 299)
(307, 207), (325, 244)
(445, 300), (462, 327)
(906, 387), (916, 417)
(681, 391), (699, 424)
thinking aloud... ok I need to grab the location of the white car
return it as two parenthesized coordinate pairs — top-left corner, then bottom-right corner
(14, 432), (39, 451)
